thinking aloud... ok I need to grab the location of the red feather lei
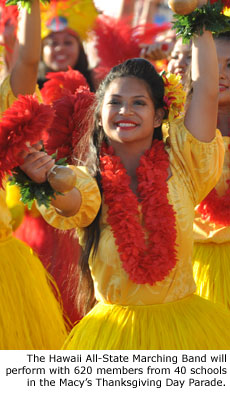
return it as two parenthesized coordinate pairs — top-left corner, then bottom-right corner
(100, 141), (177, 285)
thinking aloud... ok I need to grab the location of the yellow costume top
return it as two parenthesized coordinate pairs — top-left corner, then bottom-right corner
(193, 137), (230, 244)
(0, 75), (41, 114)
(38, 119), (224, 306)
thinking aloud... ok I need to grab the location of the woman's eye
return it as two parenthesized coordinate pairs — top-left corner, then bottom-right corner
(108, 100), (120, 105)
(134, 100), (145, 105)
(64, 40), (73, 46)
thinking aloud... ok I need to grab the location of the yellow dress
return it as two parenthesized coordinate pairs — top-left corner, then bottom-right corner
(38, 118), (230, 350)
(193, 136), (230, 310)
(0, 76), (69, 349)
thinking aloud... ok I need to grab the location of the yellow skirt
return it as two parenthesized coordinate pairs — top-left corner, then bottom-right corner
(63, 294), (230, 350)
(193, 242), (230, 310)
(0, 236), (69, 350)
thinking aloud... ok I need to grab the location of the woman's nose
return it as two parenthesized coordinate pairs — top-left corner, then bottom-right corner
(119, 102), (133, 115)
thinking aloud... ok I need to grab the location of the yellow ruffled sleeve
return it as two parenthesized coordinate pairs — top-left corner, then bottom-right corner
(38, 166), (101, 230)
(166, 118), (224, 206)
(0, 75), (42, 116)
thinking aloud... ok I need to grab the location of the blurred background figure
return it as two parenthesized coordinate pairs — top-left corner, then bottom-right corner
(38, 0), (97, 90)
(167, 37), (192, 85)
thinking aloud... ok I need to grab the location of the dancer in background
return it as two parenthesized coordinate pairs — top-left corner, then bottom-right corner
(193, 31), (230, 310)
(38, 0), (97, 91)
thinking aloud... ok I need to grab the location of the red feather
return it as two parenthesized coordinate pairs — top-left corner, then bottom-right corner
(93, 15), (171, 69)
(43, 87), (95, 163)
(41, 67), (89, 104)
(0, 95), (54, 187)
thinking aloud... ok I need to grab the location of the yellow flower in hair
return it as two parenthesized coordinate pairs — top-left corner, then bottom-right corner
(161, 72), (186, 123)
(41, 0), (98, 40)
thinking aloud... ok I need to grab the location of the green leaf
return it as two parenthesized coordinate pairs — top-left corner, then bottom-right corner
(171, 1), (230, 43)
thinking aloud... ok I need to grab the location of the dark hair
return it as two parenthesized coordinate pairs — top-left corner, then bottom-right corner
(75, 58), (166, 315)
(38, 38), (95, 91)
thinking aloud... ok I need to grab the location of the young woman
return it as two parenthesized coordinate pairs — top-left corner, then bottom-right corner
(38, 0), (97, 91)
(193, 31), (230, 310)
(20, 19), (230, 348)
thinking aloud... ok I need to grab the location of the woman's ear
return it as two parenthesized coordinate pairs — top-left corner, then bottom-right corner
(154, 108), (165, 128)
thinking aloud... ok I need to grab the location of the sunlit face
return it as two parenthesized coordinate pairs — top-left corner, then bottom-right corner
(42, 30), (80, 71)
(215, 39), (230, 107)
(167, 38), (191, 84)
(100, 77), (163, 149)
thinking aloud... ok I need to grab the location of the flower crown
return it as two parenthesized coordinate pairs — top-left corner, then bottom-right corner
(161, 71), (186, 123)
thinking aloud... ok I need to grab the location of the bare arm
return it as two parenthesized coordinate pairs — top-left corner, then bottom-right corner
(184, 1), (218, 142)
(10, 0), (41, 96)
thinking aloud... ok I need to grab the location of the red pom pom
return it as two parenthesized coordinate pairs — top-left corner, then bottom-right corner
(0, 95), (54, 187)
(43, 87), (95, 163)
(41, 67), (89, 104)
(93, 15), (171, 70)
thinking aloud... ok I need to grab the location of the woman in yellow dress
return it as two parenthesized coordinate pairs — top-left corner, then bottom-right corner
(0, 0), (68, 349)
(19, 0), (230, 348)
(193, 31), (230, 310)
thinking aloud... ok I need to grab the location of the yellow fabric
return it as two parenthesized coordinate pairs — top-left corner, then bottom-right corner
(5, 184), (25, 231)
(193, 242), (230, 310)
(39, 118), (224, 307)
(0, 75), (41, 116)
(194, 136), (230, 244)
(0, 236), (68, 350)
(63, 295), (230, 350)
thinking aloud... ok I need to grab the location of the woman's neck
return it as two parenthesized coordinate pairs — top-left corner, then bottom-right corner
(111, 140), (152, 178)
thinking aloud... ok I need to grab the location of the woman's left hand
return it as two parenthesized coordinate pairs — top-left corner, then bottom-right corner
(19, 143), (55, 183)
